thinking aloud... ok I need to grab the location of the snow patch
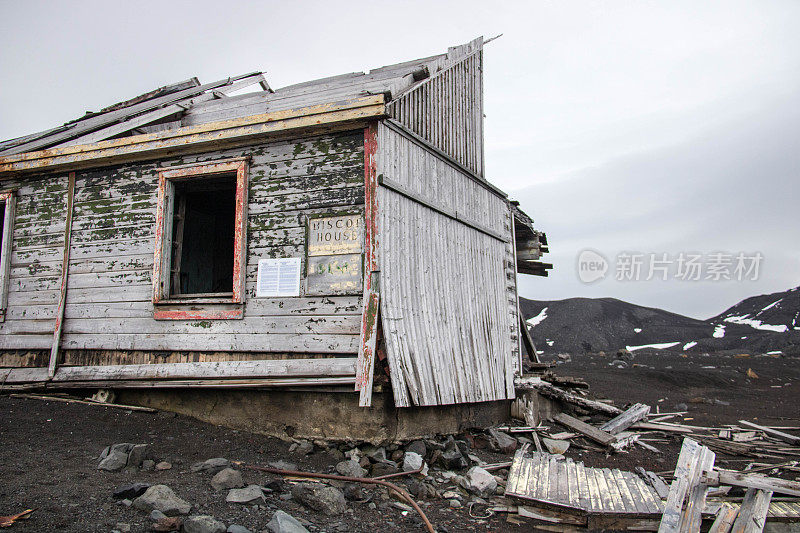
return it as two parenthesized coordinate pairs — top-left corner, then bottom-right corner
(723, 314), (788, 333)
(526, 307), (548, 328)
(683, 341), (697, 350)
(766, 350), (783, 355)
(634, 328), (642, 333)
(546, 339), (554, 346)
(713, 324), (726, 338)
(759, 299), (782, 313)
(626, 342), (680, 352)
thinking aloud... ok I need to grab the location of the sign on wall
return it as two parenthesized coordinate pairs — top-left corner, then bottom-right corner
(306, 213), (363, 295)
(256, 257), (301, 297)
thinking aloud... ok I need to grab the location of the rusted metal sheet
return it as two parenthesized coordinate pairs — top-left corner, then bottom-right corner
(376, 122), (515, 407)
(47, 172), (75, 377)
(387, 38), (484, 177)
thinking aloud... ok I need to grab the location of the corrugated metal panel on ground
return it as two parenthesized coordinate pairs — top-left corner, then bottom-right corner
(377, 122), (514, 407)
(506, 449), (666, 517)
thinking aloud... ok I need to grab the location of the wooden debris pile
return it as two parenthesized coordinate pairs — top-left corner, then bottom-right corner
(496, 375), (800, 530)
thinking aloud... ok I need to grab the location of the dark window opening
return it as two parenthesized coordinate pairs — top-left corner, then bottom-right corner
(170, 175), (236, 296)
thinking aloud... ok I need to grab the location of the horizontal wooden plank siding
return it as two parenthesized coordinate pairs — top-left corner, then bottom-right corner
(1, 131), (365, 362)
(376, 122), (515, 407)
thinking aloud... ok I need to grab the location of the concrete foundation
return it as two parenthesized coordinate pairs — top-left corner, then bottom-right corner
(117, 388), (511, 443)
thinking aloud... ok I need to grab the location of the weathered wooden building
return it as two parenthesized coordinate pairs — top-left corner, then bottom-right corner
(0, 37), (549, 439)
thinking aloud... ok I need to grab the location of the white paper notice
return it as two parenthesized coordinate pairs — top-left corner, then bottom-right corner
(256, 257), (301, 297)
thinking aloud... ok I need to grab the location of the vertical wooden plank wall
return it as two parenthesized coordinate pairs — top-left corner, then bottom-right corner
(376, 123), (515, 407)
(387, 38), (484, 178)
(0, 132), (367, 363)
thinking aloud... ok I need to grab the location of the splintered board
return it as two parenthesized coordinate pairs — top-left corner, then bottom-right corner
(505, 450), (665, 518)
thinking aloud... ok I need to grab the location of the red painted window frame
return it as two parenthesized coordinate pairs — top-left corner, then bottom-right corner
(152, 159), (248, 320)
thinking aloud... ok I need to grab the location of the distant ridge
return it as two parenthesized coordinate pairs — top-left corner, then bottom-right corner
(520, 286), (800, 355)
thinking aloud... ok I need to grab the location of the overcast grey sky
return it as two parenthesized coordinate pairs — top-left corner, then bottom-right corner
(1, 1), (797, 318)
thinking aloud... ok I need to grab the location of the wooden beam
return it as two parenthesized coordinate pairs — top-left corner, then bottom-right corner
(0, 95), (385, 175)
(738, 420), (800, 445)
(4, 358), (358, 384)
(62, 74), (270, 147)
(522, 381), (623, 416)
(518, 313), (539, 363)
(600, 403), (651, 435)
(48, 172), (75, 378)
(2, 376), (356, 390)
(356, 278), (380, 407)
(552, 413), (617, 447)
(0, 191), (15, 322)
(730, 489), (772, 533)
(378, 175), (508, 242)
(705, 469), (800, 497)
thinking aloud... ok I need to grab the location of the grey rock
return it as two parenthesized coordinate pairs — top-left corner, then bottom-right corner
(343, 483), (365, 501)
(488, 429), (517, 454)
(294, 440), (314, 456)
(362, 445), (387, 463)
(370, 461), (399, 477)
(114, 523), (131, 533)
(191, 457), (230, 474)
(113, 483), (150, 500)
(463, 466), (497, 498)
(448, 499), (462, 508)
(226, 485), (265, 504)
(402, 451), (423, 472)
(227, 526), (251, 533)
(117, 499), (132, 507)
(110, 443), (135, 455)
(404, 440), (427, 458)
(149, 510), (167, 521)
(265, 510), (309, 533)
(132, 484), (191, 516)
(437, 448), (467, 471)
(98, 450), (129, 472)
(675, 403), (688, 411)
(141, 459), (156, 471)
(126, 444), (150, 468)
(267, 459), (297, 471)
(617, 348), (634, 360)
(291, 482), (346, 515)
(542, 438), (570, 455)
(610, 359), (628, 368)
(183, 515), (226, 533)
(99, 446), (110, 460)
(211, 468), (244, 491)
(155, 461), (172, 471)
(335, 460), (367, 478)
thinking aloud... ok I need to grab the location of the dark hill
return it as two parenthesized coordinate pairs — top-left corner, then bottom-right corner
(520, 286), (800, 356)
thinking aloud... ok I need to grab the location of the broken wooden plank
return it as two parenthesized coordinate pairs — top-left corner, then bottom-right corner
(705, 469), (800, 497)
(48, 171), (75, 378)
(527, 381), (623, 416)
(708, 502), (739, 533)
(552, 413), (617, 447)
(633, 421), (695, 434)
(659, 438), (704, 533)
(730, 489), (773, 533)
(635, 467), (670, 500)
(9, 393), (157, 413)
(600, 403), (651, 435)
(739, 420), (800, 446)
(678, 444), (716, 532)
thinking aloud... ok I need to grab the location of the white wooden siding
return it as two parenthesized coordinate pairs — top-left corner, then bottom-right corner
(376, 123), (515, 407)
